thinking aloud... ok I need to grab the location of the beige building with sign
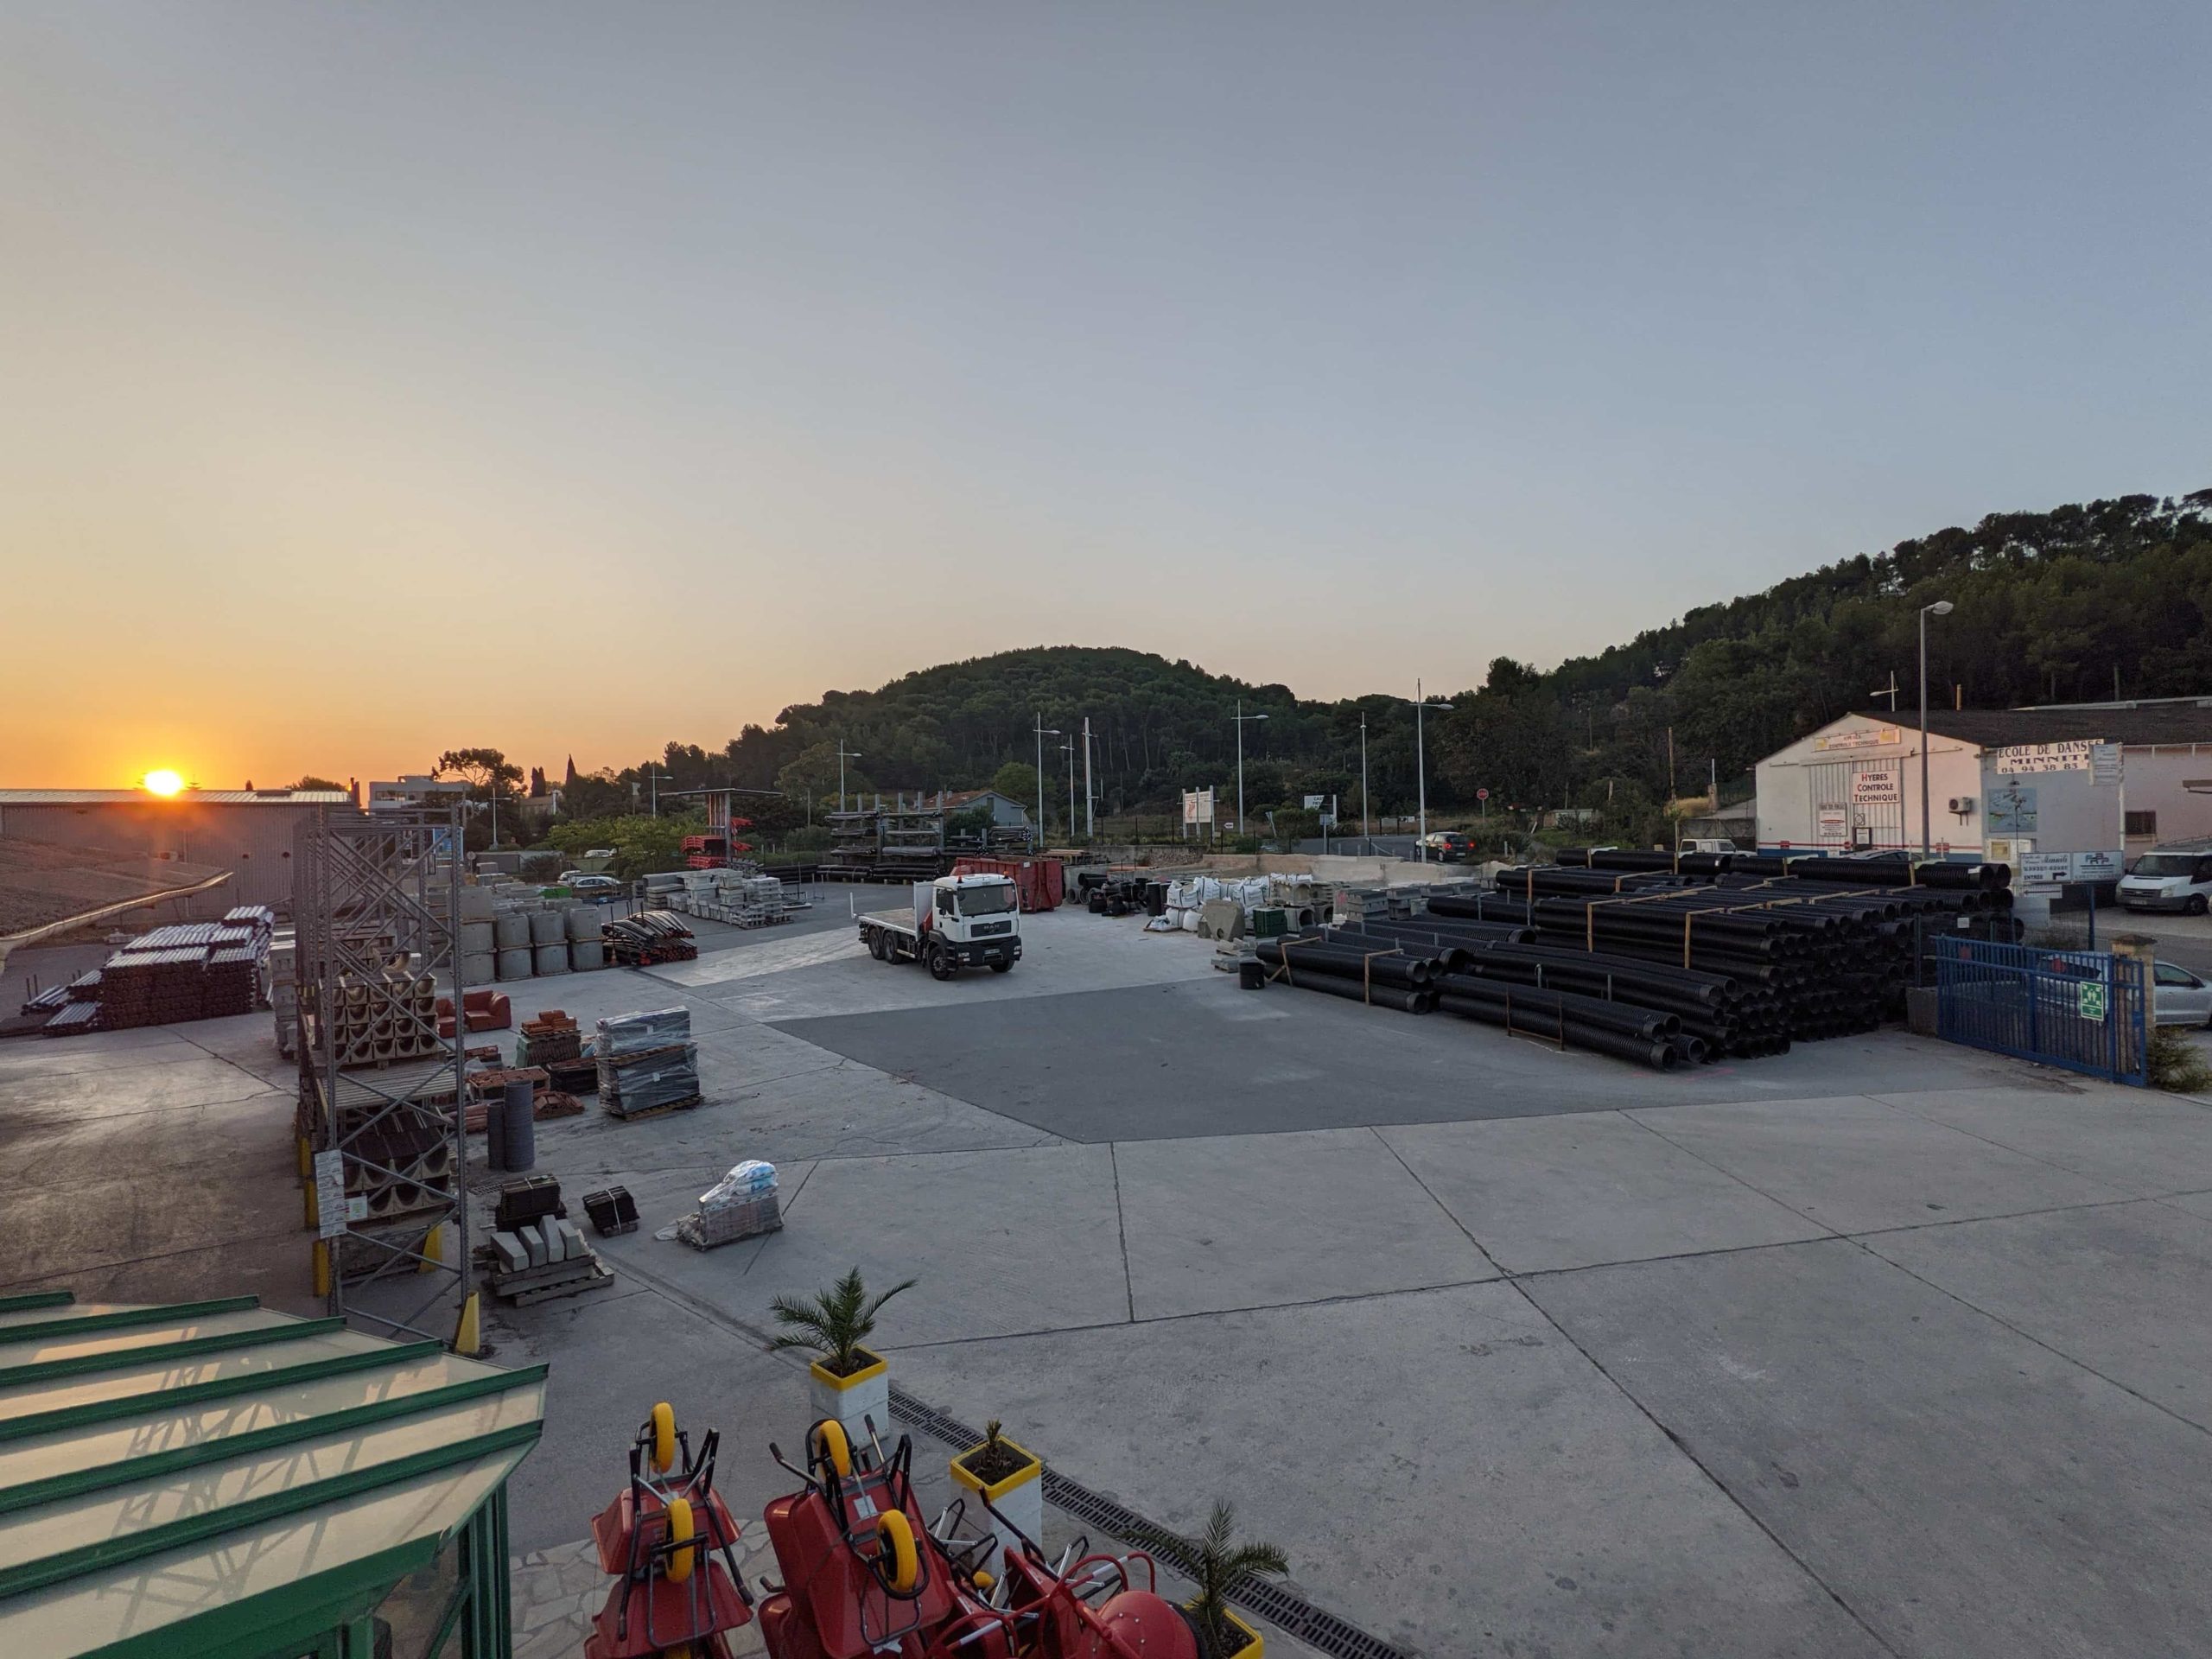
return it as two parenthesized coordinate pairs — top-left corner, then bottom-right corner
(1753, 700), (2212, 874)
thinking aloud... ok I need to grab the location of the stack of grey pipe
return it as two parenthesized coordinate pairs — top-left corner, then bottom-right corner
(595, 1007), (701, 1117)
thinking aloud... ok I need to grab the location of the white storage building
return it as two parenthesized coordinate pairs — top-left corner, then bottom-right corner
(1754, 699), (2212, 880)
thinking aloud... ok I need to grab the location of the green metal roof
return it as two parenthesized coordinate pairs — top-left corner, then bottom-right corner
(0, 1291), (545, 1658)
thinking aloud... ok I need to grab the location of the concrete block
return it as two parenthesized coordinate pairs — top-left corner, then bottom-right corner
(520, 1220), (550, 1268)
(554, 1219), (588, 1262)
(491, 1231), (529, 1274)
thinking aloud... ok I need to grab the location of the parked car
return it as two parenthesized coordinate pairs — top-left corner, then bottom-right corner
(2154, 960), (2212, 1027)
(562, 873), (623, 897)
(2119, 848), (2212, 914)
(1420, 830), (1473, 860)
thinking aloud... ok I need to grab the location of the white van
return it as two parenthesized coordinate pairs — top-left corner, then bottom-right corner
(2118, 846), (2212, 915)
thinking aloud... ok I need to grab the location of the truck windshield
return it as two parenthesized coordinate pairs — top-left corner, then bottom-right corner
(958, 885), (1016, 916)
(2131, 855), (2199, 878)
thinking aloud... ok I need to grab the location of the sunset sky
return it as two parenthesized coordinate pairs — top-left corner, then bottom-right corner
(4, 3), (2205, 789)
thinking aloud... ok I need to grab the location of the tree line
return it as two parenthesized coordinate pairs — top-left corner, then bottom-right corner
(456, 490), (2212, 842)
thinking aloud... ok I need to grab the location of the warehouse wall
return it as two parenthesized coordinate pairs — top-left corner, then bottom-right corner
(0, 802), (317, 915)
(1757, 717), (1980, 854)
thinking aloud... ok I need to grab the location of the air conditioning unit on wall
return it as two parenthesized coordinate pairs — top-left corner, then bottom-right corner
(1948, 796), (1976, 815)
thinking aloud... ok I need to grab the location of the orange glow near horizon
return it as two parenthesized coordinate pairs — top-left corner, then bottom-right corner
(142, 769), (186, 797)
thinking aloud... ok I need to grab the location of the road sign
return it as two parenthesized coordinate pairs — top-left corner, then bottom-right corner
(1477, 788), (1490, 801)
(2078, 982), (2107, 1023)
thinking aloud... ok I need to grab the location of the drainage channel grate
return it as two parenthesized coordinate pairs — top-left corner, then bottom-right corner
(890, 1386), (1410, 1659)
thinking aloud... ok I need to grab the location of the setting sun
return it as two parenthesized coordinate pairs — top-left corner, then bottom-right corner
(142, 769), (185, 797)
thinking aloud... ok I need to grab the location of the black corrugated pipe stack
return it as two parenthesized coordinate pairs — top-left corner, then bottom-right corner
(1431, 976), (1680, 1071)
(1253, 936), (1439, 1014)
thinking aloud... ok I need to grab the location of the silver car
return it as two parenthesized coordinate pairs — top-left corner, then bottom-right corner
(2154, 961), (2212, 1027)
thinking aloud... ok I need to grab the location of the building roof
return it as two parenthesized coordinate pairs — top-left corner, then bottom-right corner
(1852, 702), (2212, 750)
(0, 791), (353, 806)
(0, 1290), (544, 1658)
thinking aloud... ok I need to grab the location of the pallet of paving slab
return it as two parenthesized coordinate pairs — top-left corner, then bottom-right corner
(492, 1262), (617, 1306)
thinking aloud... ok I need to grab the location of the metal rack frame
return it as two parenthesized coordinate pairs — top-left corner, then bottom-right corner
(293, 805), (471, 1344)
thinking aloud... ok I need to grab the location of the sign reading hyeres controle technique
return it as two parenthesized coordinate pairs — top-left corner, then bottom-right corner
(1993, 740), (2104, 775)
(1849, 770), (1901, 804)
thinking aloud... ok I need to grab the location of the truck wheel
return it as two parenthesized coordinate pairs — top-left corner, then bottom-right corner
(868, 930), (887, 961)
(926, 943), (956, 981)
(989, 960), (1014, 974)
(2190, 895), (2209, 917)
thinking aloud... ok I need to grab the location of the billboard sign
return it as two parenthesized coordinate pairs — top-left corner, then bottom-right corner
(1815, 726), (1901, 753)
(1850, 771), (1901, 804)
(1993, 740), (2101, 775)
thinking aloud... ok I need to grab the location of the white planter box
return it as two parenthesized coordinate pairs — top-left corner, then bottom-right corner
(949, 1437), (1044, 1565)
(807, 1350), (891, 1459)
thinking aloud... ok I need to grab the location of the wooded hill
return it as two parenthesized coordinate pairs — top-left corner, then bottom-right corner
(563, 491), (2210, 834)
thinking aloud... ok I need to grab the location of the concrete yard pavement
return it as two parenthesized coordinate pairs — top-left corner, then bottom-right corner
(7, 894), (2212, 1657)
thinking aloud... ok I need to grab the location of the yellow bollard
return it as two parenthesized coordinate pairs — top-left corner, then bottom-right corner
(312, 1241), (331, 1297)
(453, 1291), (481, 1357)
(418, 1223), (443, 1274)
(296, 1135), (311, 1181)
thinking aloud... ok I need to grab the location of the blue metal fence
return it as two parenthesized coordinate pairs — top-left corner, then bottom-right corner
(1931, 938), (2147, 1085)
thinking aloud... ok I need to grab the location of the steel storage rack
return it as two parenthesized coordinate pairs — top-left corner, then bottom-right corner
(293, 804), (474, 1345)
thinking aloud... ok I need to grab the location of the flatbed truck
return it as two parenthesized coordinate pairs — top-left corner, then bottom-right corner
(858, 874), (1024, 980)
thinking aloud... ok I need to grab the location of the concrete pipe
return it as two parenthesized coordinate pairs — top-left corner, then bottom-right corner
(569, 940), (606, 972)
(528, 909), (563, 945)
(460, 952), (496, 986)
(460, 887), (496, 922)
(493, 913), (531, 950)
(565, 906), (600, 941)
(496, 948), (534, 982)
(534, 944), (570, 976)
(460, 921), (496, 953)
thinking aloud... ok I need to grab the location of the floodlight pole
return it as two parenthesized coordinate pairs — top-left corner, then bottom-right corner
(1232, 700), (1269, 838)
(1918, 601), (1952, 857)
(838, 742), (863, 815)
(1033, 714), (1059, 847)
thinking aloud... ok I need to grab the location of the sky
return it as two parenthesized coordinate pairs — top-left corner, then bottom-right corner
(3, 3), (2206, 789)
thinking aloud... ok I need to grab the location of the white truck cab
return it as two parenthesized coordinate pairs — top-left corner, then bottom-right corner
(859, 874), (1023, 979)
(2119, 845), (2212, 915)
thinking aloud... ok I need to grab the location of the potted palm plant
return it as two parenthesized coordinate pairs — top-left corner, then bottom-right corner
(1154, 1501), (1287, 1659)
(950, 1418), (1044, 1562)
(770, 1268), (915, 1452)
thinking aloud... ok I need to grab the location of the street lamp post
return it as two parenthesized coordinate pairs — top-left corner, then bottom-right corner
(837, 742), (864, 815)
(1033, 714), (1060, 849)
(1360, 714), (1370, 848)
(1059, 740), (1076, 838)
(1411, 679), (1452, 861)
(1232, 700), (1269, 838)
(1918, 600), (1953, 857)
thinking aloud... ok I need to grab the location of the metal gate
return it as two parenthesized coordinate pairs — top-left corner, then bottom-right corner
(1931, 938), (2147, 1085)
(1804, 758), (1905, 851)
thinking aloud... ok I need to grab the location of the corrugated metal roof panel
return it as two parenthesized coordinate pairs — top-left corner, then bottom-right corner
(0, 1290), (544, 1656)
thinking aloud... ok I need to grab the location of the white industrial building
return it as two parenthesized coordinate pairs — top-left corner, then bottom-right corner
(1754, 698), (2212, 882)
(0, 787), (355, 916)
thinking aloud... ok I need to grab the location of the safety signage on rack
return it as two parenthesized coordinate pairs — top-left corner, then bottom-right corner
(314, 1148), (364, 1237)
(2078, 982), (2107, 1023)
